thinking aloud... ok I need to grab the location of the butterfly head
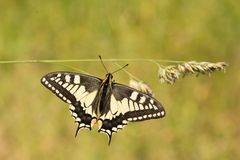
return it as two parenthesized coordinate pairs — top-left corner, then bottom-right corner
(105, 73), (113, 80)
(104, 73), (113, 85)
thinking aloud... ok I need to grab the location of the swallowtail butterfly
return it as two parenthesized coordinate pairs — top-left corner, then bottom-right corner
(41, 67), (165, 145)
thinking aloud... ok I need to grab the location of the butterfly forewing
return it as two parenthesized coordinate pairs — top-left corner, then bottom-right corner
(41, 72), (102, 132)
(113, 83), (165, 120)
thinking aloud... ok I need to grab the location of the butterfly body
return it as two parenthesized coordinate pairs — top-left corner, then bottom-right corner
(98, 73), (113, 116)
(41, 71), (165, 145)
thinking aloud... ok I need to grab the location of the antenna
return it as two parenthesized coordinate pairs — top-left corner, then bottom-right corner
(99, 55), (109, 73)
(112, 64), (129, 75)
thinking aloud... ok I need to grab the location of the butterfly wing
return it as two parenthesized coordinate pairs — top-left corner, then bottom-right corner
(98, 83), (165, 144)
(112, 83), (165, 121)
(41, 72), (102, 135)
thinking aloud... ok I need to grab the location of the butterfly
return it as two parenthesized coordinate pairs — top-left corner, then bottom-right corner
(41, 65), (165, 145)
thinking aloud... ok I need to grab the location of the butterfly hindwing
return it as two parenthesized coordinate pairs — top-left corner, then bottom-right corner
(41, 72), (102, 133)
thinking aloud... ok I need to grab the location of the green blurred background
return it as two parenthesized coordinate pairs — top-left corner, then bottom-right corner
(0, 0), (239, 160)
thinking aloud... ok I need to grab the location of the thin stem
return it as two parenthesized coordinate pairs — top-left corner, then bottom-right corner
(0, 59), (185, 64)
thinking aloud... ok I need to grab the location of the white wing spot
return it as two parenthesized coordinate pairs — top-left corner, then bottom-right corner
(55, 78), (60, 83)
(84, 90), (97, 107)
(122, 120), (128, 124)
(105, 111), (113, 120)
(143, 115), (147, 119)
(149, 104), (153, 109)
(65, 75), (71, 83)
(138, 116), (143, 120)
(130, 91), (138, 101)
(117, 125), (123, 129)
(127, 118), (133, 121)
(50, 77), (55, 81)
(74, 86), (86, 101)
(157, 113), (161, 116)
(62, 83), (68, 88)
(74, 75), (80, 84)
(70, 85), (79, 94)
(134, 102), (139, 110)
(117, 101), (123, 114)
(139, 104), (144, 110)
(42, 78), (46, 82)
(75, 118), (81, 122)
(121, 98), (129, 113)
(106, 130), (111, 135)
(80, 123), (85, 127)
(110, 95), (118, 114)
(139, 96), (146, 103)
(161, 111), (165, 116)
(69, 105), (75, 110)
(66, 84), (73, 91)
(129, 100), (134, 111)
(150, 99), (154, 104)
(148, 114), (152, 118)
(57, 73), (61, 77)
(112, 127), (117, 132)
(153, 113), (157, 117)
(72, 112), (77, 117)
(153, 105), (158, 110)
(85, 106), (93, 114)
(58, 81), (63, 85)
(133, 117), (138, 121)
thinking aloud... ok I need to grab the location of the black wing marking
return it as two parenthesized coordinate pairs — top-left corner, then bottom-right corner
(41, 72), (102, 134)
(98, 83), (165, 145)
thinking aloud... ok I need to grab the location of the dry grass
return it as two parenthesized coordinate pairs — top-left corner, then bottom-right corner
(158, 61), (228, 84)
